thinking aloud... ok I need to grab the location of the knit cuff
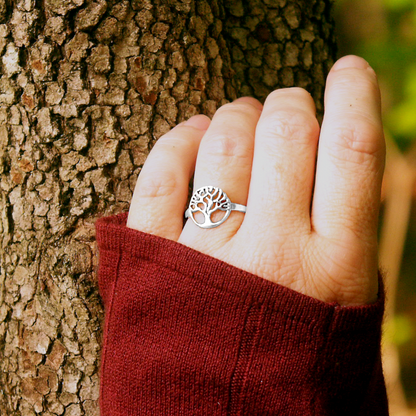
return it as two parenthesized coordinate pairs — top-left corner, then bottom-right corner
(95, 212), (384, 325)
(95, 212), (387, 415)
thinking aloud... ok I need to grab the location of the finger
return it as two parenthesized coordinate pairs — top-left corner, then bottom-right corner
(179, 97), (262, 248)
(240, 88), (319, 238)
(311, 55), (385, 242)
(127, 115), (211, 241)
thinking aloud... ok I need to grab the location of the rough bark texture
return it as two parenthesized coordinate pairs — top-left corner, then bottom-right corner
(0, 0), (336, 414)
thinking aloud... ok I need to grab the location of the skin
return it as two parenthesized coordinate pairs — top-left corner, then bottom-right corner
(127, 55), (385, 306)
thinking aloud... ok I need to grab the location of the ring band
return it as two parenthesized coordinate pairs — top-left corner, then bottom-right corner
(185, 186), (247, 229)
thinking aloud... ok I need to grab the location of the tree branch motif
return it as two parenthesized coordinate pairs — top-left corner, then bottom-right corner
(208, 187), (229, 214)
(189, 186), (231, 228)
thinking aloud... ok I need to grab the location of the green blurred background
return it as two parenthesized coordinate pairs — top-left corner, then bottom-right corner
(335, 0), (416, 409)
(336, 0), (416, 150)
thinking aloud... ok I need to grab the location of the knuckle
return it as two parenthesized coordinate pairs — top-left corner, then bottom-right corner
(329, 120), (385, 164)
(136, 174), (178, 199)
(203, 131), (252, 161)
(259, 109), (319, 144)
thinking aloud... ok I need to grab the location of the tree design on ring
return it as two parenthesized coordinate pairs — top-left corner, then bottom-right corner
(189, 186), (231, 228)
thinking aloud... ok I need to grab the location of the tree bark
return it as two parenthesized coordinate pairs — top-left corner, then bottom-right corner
(0, 0), (336, 414)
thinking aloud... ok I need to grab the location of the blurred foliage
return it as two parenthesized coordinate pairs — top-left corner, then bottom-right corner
(385, 313), (415, 346)
(335, 0), (416, 406)
(384, 0), (415, 9)
(335, 0), (416, 151)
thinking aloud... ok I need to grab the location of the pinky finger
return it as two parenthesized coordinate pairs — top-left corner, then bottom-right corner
(127, 115), (210, 241)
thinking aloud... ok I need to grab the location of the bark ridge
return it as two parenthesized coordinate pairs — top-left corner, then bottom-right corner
(0, 0), (335, 414)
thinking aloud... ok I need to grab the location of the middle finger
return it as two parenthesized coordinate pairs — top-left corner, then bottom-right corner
(240, 88), (319, 240)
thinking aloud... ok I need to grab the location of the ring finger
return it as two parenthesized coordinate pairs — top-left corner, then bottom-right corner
(179, 97), (263, 251)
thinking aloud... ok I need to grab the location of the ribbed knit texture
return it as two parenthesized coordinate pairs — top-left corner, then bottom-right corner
(96, 212), (388, 416)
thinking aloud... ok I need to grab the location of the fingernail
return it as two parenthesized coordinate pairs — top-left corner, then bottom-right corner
(332, 55), (371, 71)
(183, 115), (211, 130)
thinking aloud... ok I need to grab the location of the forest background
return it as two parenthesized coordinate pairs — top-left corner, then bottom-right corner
(0, 0), (415, 413)
(335, 0), (416, 412)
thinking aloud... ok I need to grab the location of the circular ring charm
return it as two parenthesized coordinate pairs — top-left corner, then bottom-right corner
(184, 186), (247, 229)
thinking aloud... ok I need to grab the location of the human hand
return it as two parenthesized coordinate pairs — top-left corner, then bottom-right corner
(127, 55), (385, 306)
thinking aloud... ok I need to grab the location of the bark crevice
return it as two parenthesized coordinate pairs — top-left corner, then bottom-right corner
(0, 0), (336, 414)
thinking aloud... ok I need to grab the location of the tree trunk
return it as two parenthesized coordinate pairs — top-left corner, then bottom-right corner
(0, 0), (336, 414)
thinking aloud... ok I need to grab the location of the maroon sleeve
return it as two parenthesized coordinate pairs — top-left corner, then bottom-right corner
(95, 213), (388, 416)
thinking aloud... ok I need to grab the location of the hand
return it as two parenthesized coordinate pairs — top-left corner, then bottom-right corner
(127, 55), (385, 306)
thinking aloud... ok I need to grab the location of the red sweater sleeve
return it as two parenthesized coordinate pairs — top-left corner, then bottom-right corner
(95, 213), (388, 416)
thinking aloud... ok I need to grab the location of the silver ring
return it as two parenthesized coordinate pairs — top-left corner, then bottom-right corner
(184, 186), (247, 229)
